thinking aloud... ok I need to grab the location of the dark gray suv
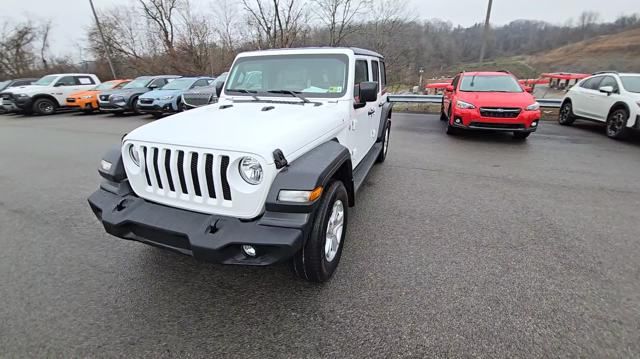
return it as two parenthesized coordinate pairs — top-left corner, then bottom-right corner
(181, 73), (228, 110)
(98, 75), (181, 115)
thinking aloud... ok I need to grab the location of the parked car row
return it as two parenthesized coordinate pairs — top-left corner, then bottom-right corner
(0, 72), (228, 117)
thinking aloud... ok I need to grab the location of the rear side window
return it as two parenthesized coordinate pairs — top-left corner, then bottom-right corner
(149, 78), (168, 88)
(371, 61), (380, 92)
(55, 76), (76, 86)
(75, 76), (96, 85)
(355, 60), (369, 84)
(380, 61), (387, 90)
(599, 76), (619, 92)
(193, 79), (211, 88)
(580, 77), (604, 90)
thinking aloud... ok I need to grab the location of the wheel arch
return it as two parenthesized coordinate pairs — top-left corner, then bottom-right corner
(32, 94), (60, 107)
(264, 141), (354, 214)
(608, 101), (630, 116)
(377, 102), (393, 142)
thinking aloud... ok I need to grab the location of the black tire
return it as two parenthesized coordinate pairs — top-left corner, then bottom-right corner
(606, 108), (630, 139)
(131, 97), (141, 115)
(376, 122), (390, 163)
(32, 98), (57, 116)
(558, 101), (575, 126)
(440, 101), (447, 121)
(513, 132), (531, 140)
(112, 111), (125, 117)
(291, 181), (349, 283)
(446, 124), (460, 136)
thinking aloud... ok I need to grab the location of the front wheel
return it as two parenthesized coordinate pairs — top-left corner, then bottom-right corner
(558, 101), (575, 126)
(606, 109), (630, 139)
(32, 98), (57, 116)
(291, 181), (348, 283)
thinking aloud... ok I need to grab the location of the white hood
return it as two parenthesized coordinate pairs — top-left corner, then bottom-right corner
(125, 99), (348, 164)
(6, 85), (48, 95)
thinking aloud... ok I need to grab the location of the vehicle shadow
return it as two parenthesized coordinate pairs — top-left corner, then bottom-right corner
(571, 121), (640, 146)
(441, 123), (531, 144)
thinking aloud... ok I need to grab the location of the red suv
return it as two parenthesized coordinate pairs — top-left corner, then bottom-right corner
(441, 71), (541, 139)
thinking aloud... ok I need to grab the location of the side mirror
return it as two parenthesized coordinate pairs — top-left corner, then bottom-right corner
(353, 82), (377, 109)
(215, 81), (225, 98)
(599, 86), (614, 95)
(445, 85), (454, 92)
(54, 82), (64, 87)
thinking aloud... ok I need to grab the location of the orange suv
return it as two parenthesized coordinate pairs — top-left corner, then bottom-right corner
(66, 79), (131, 113)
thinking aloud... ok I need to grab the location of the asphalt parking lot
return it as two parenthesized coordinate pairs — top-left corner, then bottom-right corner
(1, 111), (639, 357)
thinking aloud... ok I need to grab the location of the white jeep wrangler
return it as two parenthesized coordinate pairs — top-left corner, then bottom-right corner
(88, 48), (392, 282)
(6, 73), (101, 115)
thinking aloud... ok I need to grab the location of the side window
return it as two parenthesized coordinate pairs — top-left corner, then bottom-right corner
(74, 76), (95, 85)
(371, 60), (380, 92)
(55, 76), (76, 86)
(581, 77), (604, 90)
(355, 60), (369, 84)
(599, 76), (619, 92)
(16, 80), (33, 86)
(380, 61), (387, 90)
(193, 79), (210, 88)
(149, 78), (167, 88)
(451, 75), (460, 90)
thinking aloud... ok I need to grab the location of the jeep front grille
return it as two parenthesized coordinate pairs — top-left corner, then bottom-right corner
(139, 145), (232, 202)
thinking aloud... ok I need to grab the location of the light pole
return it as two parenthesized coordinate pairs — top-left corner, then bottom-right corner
(479, 0), (493, 63)
(89, 0), (117, 79)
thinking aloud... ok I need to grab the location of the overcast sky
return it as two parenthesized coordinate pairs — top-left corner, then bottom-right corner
(1, 0), (638, 60)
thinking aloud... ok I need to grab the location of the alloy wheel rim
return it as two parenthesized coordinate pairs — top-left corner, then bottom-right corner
(383, 127), (390, 155)
(561, 105), (570, 121)
(40, 102), (53, 113)
(608, 112), (625, 135)
(324, 200), (344, 262)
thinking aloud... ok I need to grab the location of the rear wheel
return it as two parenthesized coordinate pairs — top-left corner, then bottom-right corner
(606, 108), (630, 139)
(513, 132), (531, 140)
(291, 181), (348, 283)
(376, 122), (390, 163)
(131, 97), (141, 115)
(32, 98), (57, 116)
(558, 101), (575, 126)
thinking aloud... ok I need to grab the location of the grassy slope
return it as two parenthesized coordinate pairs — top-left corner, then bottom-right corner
(440, 27), (640, 78)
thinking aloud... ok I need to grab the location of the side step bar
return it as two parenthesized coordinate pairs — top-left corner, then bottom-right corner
(353, 142), (383, 193)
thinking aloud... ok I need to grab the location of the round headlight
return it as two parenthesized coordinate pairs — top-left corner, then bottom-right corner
(239, 156), (263, 185)
(128, 145), (140, 166)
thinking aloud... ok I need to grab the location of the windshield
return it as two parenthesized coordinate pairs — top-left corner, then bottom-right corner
(460, 75), (523, 93)
(620, 76), (640, 93)
(94, 81), (120, 91)
(161, 78), (195, 90)
(0, 81), (9, 91)
(122, 77), (151, 89)
(226, 54), (349, 98)
(34, 75), (58, 86)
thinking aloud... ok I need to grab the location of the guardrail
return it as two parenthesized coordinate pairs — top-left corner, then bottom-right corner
(388, 94), (562, 108)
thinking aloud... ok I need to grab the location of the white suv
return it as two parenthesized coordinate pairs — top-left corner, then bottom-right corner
(559, 72), (640, 139)
(6, 73), (101, 115)
(88, 48), (393, 282)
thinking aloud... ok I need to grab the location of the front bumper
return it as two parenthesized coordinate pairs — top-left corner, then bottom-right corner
(137, 100), (176, 114)
(14, 96), (33, 110)
(88, 183), (307, 266)
(99, 101), (129, 112)
(66, 98), (97, 110)
(451, 108), (540, 132)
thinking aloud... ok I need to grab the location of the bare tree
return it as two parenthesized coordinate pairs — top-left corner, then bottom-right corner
(138, 0), (181, 55)
(241, 0), (307, 49)
(39, 20), (52, 70)
(312, 0), (369, 46)
(0, 21), (38, 76)
(578, 11), (600, 39)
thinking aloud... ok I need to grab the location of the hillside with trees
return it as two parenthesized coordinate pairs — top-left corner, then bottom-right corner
(0, 0), (639, 84)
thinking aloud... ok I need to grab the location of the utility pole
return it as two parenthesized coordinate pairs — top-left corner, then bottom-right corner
(479, 0), (493, 63)
(89, 0), (117, 79)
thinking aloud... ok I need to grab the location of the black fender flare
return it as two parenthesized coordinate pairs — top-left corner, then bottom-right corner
(377, 102), (393, 142)
(265, 141), (354, 214)
(98, 145), (126, 183)
(608, 101), (630, 117)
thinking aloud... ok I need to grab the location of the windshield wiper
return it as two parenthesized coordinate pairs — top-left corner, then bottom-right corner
(226, 88), (260, 101)
(267, 90), (310, 104)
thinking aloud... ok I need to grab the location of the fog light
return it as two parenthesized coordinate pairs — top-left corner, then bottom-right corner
(454, 118), (462, 124)
(531, 121), (538, 127)
(242, 245), (256, 257)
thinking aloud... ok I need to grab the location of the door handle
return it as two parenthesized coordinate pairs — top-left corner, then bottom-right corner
(378, 102), (385, 107)
(368, 109), (376, 116)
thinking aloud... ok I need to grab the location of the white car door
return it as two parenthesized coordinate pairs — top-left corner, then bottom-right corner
(349, 58), (375, 167)
(588, 76), (621, 121)
(369, 59), (387, 145)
